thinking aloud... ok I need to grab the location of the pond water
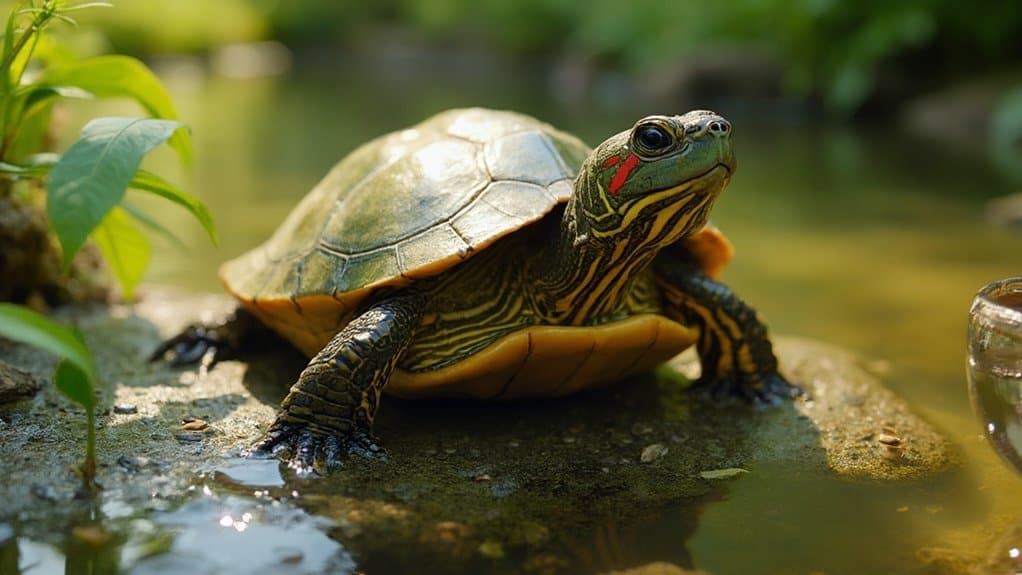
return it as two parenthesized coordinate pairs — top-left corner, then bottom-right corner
(47, 49), (1022, 573)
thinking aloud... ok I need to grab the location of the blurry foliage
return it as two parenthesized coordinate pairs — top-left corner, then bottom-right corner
(82, 0), (265, 55)
(257, 0), (1020, 116)
(990, 87), (1022, 182)
(25, 0), (1021, 118)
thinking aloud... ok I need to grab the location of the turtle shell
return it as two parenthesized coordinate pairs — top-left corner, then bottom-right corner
(220, 108), (591, 352)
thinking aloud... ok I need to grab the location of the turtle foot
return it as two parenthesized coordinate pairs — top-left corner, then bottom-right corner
(246, 420), (387, 477)
(689, 371), (802, 408)
(148, 323), (234, 368)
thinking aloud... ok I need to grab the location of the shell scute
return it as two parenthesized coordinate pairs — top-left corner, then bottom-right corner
(320, 138), (487, 254)
(222, 108), (591, 306)
(484, 131), (573, 186)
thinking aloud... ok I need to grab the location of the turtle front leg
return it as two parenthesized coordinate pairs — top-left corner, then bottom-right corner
(249, 291), (425, 475)
(654, 255), (801, 406)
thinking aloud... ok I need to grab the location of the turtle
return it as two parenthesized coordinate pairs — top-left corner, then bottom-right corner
(153, 107), (800, 473)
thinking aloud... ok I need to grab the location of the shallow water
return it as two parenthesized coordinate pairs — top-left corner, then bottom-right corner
(26, 51), (1022, 572)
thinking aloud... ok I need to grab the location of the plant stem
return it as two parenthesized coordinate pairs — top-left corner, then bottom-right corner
(0, 1), (55, 162)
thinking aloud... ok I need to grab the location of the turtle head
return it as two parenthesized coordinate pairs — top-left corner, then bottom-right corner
(569, 110), (735, 246)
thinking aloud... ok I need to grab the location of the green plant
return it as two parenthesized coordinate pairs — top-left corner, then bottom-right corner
(0, 0), (216, 486)
(0, 303), (97, 477)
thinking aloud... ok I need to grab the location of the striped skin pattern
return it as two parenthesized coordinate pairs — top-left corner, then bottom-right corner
(655, 260), (787, 402)
(254, 291), (426, 465)
(399, 171), (722, 373)
(393, 113), (732, 379)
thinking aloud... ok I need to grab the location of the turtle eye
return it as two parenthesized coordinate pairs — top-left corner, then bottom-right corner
(632, 123), (675, 156)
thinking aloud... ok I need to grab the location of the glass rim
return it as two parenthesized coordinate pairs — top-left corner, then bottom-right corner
(973, 276), (1022, 326)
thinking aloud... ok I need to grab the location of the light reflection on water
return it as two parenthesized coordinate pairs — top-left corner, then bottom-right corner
(10, 488), (353, 575)
(128, 493), (354, 575)
(71, 56), (1022, 573)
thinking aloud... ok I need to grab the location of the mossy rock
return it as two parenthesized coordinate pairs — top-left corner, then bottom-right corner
(0, 289), (958, 572)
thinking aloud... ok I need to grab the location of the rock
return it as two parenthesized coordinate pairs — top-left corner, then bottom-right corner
(669, 337), (959, 480)
(0, 359), (40, 403)
(987, 192), (1022, 231)
(0, 197), (107, 305)
(0, 289), (960, 572)
(601, 562), (707, 575)
(898, 78), (1003, 155)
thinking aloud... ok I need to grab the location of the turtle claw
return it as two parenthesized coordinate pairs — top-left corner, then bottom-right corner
(346, 429), (388, 462)
(689, 371), (802, 408)
(149, 323), (234, 368)
(755, 373), (803, 406)
(245, 419), (387, 475)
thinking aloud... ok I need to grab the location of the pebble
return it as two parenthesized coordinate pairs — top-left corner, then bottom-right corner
(30, 484), (57, 501)
(640, 444), (668, 463)
(877, 426), (905, 461)
(117, 455), (153, 472)
(180, 419), (209, 432)
(477, 540), (505, 559)
(116, 455), (139, 472)
(174, 431), (206, 443)
(273, 546), (304, 565)
(113, 404), (138, 415)
(631, 423), (654, 436)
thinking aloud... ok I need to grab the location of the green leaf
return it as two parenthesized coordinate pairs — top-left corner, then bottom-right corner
(0, 153), (59, 179)
(120, 200), (187, 249)
(55, 359), (96, 410)
(18, 84), (94, 115)
(61, 2), (114, 12)
(0, 303), (97, 388)
(42, 55), (192, 164)
(46, 117), (184, 268)
(130, 169), (217, 245)
(0, 7), (17, 98)
(93, 206), (151, 301)
(3, 85), (91, 161)
(0, 160), (48, 177)
(699, 468), (749, 480)
(4, 100), (54, 161)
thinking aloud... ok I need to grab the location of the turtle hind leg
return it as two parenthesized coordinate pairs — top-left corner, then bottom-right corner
(149, 306), (272, 367)
(248, 290), (425, 476)
(654, 256), (801, 407)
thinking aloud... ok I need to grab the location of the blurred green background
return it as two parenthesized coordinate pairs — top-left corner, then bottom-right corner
(83, 0), (1022, 119)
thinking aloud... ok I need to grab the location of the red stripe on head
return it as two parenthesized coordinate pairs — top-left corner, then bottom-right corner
(601, 155), (621, 168)
(608, 153), (641, 196)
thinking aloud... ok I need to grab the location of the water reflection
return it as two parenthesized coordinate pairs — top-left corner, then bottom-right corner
(2, 485), (352, 574)
(130, 492), (354, 575)
(212, 457), (287, 489)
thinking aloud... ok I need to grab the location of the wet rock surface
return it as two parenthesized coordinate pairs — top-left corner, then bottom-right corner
(670, 338), (958, 481)
(0, 289), (961, 573)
